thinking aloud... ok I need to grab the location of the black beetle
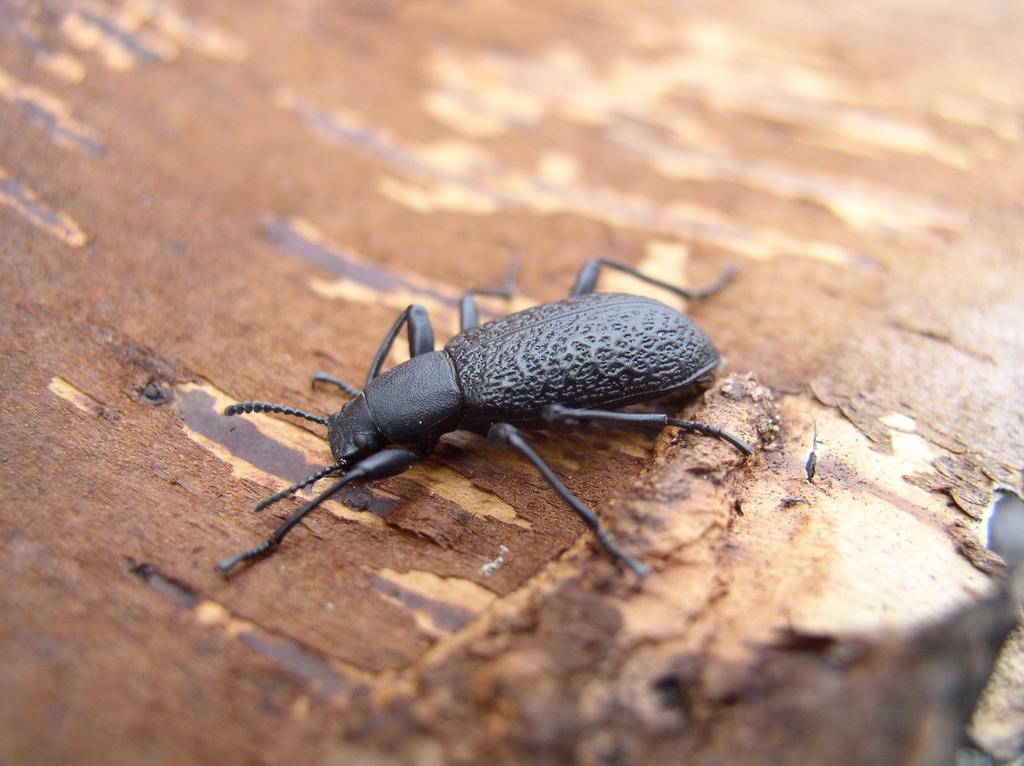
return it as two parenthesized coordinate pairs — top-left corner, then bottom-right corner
(217, 258), (751, 577)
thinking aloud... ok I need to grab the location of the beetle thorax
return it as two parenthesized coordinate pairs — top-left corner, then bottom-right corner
(361, 351), (463, 446)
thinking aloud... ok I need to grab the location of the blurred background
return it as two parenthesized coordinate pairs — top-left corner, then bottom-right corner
(2, 1), (1022, 763)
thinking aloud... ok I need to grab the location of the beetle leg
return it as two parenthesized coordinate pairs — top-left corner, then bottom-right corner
(365, 304), (436, 386)
(569, 258), (736, 300)
(542, 404), (753, 456)
(311, 372), (361, 398)
(216, 448), (422, 575)
(487, 422), (649, 578)
(459, 260), (518, 330)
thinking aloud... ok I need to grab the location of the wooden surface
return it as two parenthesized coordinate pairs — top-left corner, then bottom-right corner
(2, 0), (1023, 763)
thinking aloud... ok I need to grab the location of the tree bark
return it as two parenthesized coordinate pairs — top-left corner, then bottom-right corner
(2, 1), (1022, 764)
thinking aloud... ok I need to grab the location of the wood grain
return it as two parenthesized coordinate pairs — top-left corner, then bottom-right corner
(2, 0), (1022, 763)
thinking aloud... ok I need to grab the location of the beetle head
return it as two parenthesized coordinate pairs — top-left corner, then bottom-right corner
(327, 393), (382, 463)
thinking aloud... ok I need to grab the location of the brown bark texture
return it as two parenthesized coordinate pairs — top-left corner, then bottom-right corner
(1, 0), (1022, 764)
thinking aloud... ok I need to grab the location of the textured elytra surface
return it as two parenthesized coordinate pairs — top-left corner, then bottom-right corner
(444, 293), (718, 431)
(3, 0), (1023, 764)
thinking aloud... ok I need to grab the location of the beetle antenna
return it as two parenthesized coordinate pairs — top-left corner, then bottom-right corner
(216, 477), (350, 574)
(217, 448), (422, 576)
(224, 401), (328, 426)
(253, 460), (347, 512)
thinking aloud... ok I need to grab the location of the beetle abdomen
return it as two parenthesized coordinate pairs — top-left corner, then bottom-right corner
(444, 293), (719, 431)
